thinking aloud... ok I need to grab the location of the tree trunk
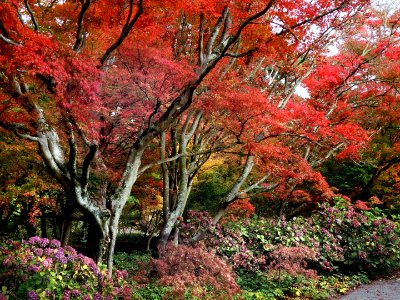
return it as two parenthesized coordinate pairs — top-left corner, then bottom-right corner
(106, 212), (120, 276)
(86, 219), (108, 263)
(40, 214), (48, 238)
(61, 219), (72, 247)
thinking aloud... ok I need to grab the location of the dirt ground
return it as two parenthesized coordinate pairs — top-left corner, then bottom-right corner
(336, 277), (400, 300)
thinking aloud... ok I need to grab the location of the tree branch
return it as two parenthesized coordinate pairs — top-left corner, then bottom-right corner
(100, 0), (143, 65)
(224, 47), (258, 58)
(73, 0), (91, 52)
(138, 146), (225, 176)
(67, 124), (78, 178)
(24, 0), (39, 31)
(0, 33), (20, 46)
(81, 143), (98, 191)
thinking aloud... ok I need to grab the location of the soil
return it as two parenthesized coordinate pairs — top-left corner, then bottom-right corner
(335, 272), (400, 300)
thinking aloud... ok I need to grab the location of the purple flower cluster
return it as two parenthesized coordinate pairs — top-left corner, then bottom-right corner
(27, 236), (49, 248)
(54, 248), (68, 264)
(359, 251), (367, 260)
(62, 289), (81, 300)
(115, 269), (129, 280)
(1, 237), (132, 299)
(27, 290), (38, 300)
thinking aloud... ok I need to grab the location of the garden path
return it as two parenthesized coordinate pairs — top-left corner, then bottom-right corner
(336, 276), (400, 300)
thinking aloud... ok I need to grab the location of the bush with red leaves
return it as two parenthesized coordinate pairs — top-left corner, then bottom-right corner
(149, 243), (240, 299)
(268, 245), (318, 279)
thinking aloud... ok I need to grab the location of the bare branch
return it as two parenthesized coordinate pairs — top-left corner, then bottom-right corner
(196, 0), (276, 82)
(73, 0), (91, 52)
(277, 61), (315, 109)
(0, 120), (39, 141)
(35, 73), (56, 93)
(69, 118), (92, 147)
(185, 111), (203, 141)
(198, 12), (205, 67)
(224, 47), (258, 58)
(242, 173), (272, 194)
(0, 33), (20, 46)
(138, 146), (225, 176)
(206, 6), (230, 58)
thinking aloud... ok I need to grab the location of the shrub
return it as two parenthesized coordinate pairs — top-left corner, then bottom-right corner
(178, 210), (262, 271)
(238, 198), (400, 274)
(311, 197), (400, 273)
(0, 237), (131, 299)
(268, 245), (318, 279)
(144, 243), (240, 299)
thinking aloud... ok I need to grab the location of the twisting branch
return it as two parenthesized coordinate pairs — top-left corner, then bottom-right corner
(24, 0), (39, 31)
(0, 120), (38, 141)
(205, 6), (230, 58)
(69, 117), (92, 147)
(81, 143), (98, 192)
(277, 61), (315, 109)
(224, 47), (258, 58)
(0, 33), (20, 46)
(100, 0), (144, 65)
(73, 0), (91, 52)
(196, 0), (276, 82)
(138, 146), (225, 176)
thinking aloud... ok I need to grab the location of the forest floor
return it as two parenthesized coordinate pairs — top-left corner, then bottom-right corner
(335, 271), (400, 300)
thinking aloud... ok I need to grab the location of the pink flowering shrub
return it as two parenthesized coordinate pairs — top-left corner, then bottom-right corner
(234, 197), (400, 274)
(190, 197), (400, 277)
(0, 237), (131, 299)
(141, 243), (240, 299)
(311, 197), (400, 273)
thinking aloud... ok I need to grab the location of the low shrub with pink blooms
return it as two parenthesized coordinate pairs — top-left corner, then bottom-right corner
(0, 237), (131, 299)
(229, 197), (400, 275)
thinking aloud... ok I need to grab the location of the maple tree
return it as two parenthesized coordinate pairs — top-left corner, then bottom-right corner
(304, 3), (400, 203)
(0, 0), (372, 274)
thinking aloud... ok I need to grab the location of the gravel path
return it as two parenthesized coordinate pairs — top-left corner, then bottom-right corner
(336, 277), (400, 300)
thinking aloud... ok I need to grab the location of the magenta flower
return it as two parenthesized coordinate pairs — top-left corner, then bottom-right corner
(33, 248), (43, 256)
(93, 292), (102, 300)
(27, 290), (39, 300)
(43, 257), (52, 269)
(50, 239), (61, 248)
(3, 255), (12, 266)
(28, 264), (40, 272)
(28, 236), (49, 248)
